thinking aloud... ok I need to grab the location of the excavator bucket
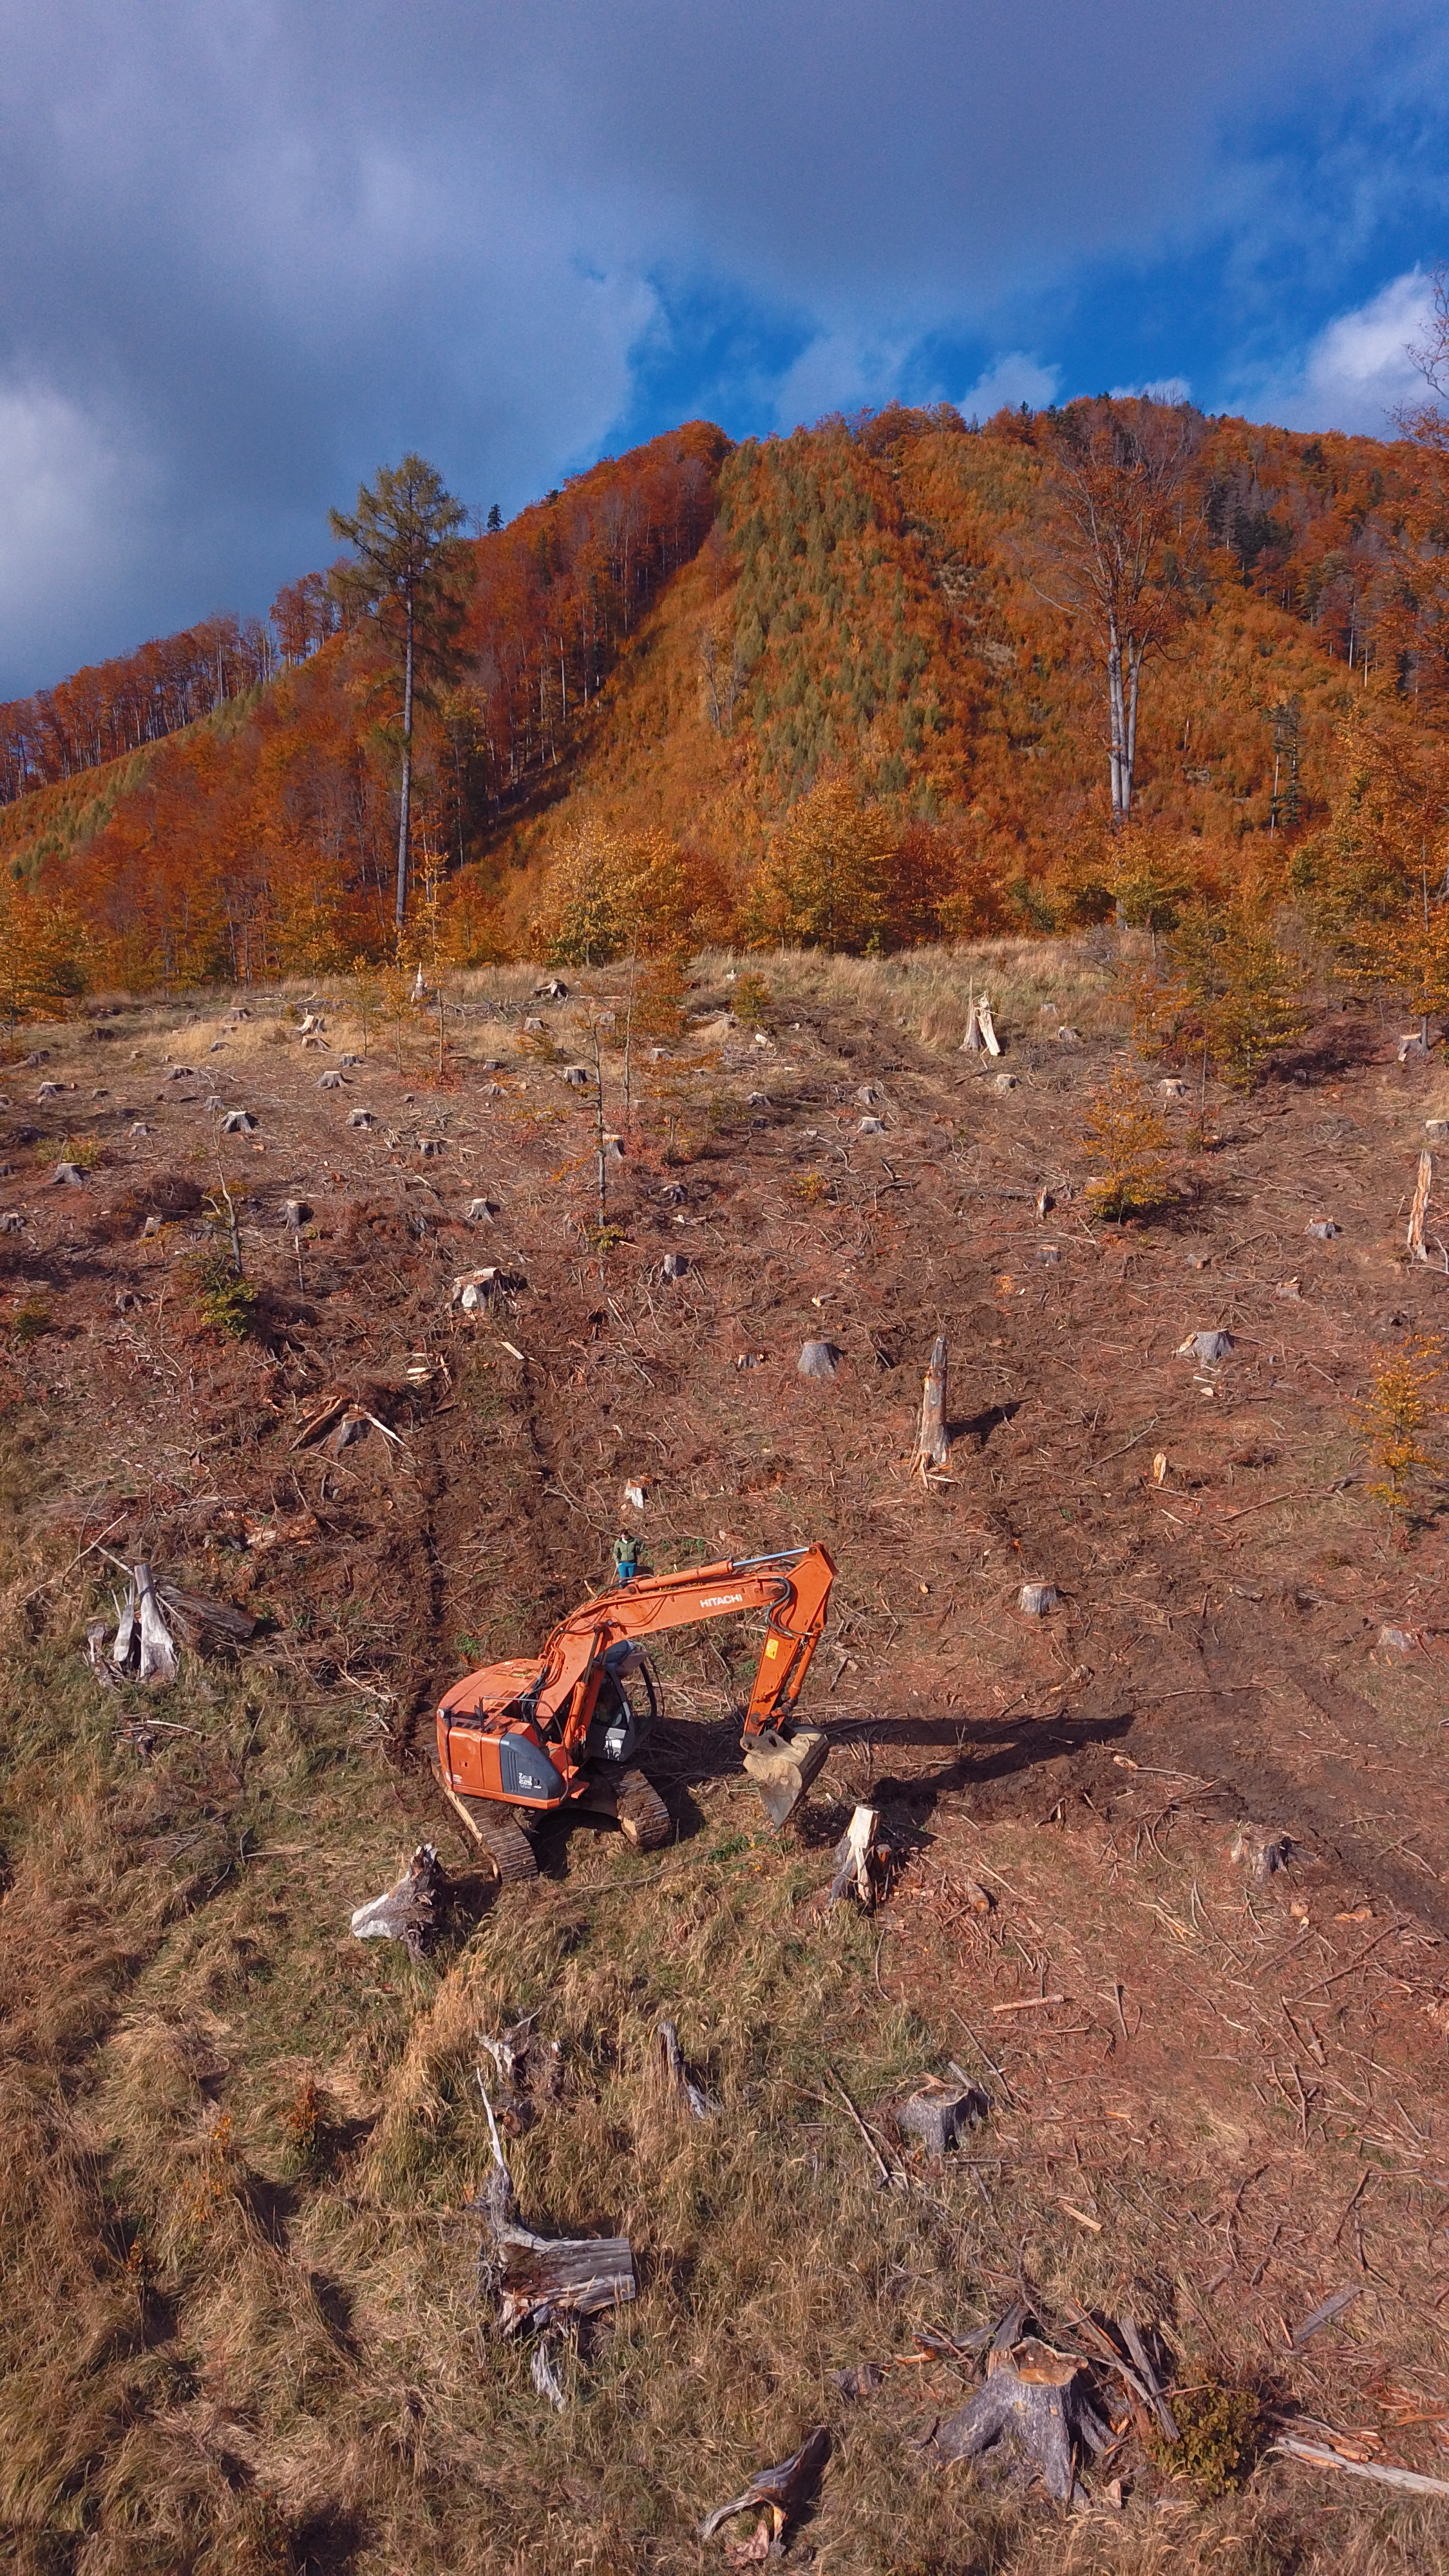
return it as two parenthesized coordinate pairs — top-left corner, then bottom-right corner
(741, 1727), (829, 1830)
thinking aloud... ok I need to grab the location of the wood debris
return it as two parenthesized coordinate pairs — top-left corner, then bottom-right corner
(473, 2074), (635, 2341)
(700, 2427), (829, 2546)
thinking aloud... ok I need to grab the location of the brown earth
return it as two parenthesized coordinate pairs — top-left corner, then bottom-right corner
(3, 942), (1449, 2574)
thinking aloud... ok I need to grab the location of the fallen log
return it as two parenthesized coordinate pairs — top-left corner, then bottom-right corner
(474, 2074), (635, 2340)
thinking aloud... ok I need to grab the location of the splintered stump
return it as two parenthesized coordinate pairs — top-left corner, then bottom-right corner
(828, 1805), (881, 1908)
(350, 1844), (443, 1960)
(932, 2336), (1112, 2501)
(913, 1334), (950, 1473)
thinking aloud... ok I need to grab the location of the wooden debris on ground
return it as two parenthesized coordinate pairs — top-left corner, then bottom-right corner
(828, 1804), (882, 1908)
(700, 2427), (830, 2548)
(913, 1333), (951, 1475)
(473, 2073), (635, 2344)
(1274, 2434), (1449, 2501)
(350, 1844), (443, 1960)
(478, 2012), (563, 2131)
(652, 2018), (714, 2119)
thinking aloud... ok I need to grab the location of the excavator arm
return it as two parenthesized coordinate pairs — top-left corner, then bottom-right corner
(533, 1542), (836, 1743)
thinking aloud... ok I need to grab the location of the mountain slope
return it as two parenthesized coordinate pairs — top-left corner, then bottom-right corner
(1, 401), (1444, 983)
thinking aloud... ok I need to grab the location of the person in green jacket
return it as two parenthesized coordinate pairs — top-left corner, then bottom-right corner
(612, 1531), (638, 1586)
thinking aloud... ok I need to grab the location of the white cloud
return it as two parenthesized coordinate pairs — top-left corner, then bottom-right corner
(1258, 269), (1434, 433)
(960, 352), (1061, 419)
(0, 384), (155, 682)
(1108, 375), (1191, 402)
(771, 330), (922, 430)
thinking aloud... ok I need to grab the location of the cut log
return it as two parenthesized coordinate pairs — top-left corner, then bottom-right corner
(1407, 1151), (1433, 1264)
(474, 2074), (635, 2338)
(828, 1804), (881, 1908)
(896, 2077), (987, 2155)
(932, 2334), (1112, 2500)
(913, 1333), (950, 1473)
(701, 2427), (830, 2543)
(350, 1844), (442, 1960)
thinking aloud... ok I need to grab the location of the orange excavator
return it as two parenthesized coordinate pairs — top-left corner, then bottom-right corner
(435, 1543), (836, 1882)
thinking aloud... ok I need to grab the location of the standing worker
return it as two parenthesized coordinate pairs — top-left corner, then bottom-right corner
(612, 1530), (638, 1586)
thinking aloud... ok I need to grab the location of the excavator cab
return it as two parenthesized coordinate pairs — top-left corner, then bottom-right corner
(582, 1641), (660, 1767)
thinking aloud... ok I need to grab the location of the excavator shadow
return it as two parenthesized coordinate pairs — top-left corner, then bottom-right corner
(634, 1703), (1133, 1840)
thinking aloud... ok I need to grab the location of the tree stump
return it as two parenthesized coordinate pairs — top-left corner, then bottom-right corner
(701, 2428), (830, 2544)
(474, 2080), (635, 2338)
(828, 1805), (882, 1908)
(932, 2335), (1112, 2499)
(1018, 1583), (1059, 1617)
(1407, 1151), (1433, 1264)
(350, 1844), (443, 1959)
(1178, 1329), (1233, 1364)
(111, 1562), (178, 1685)
(1231, 1822), (1293, 1882)
(797, 1340), (840, 1379)
(897, 2077), (987, 2154)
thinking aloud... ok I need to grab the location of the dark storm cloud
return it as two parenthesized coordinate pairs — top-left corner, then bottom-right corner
(0, 0), (1439, 694)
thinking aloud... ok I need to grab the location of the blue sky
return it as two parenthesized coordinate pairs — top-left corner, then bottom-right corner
(1, 0), (1447, 699)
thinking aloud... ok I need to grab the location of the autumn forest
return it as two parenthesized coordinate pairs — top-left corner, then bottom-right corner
(2, 388), (1449, 1015)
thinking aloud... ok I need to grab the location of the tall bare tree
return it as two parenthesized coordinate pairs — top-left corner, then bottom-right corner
(1035, 399), (1206, 824)
(330, 455), (469, 932)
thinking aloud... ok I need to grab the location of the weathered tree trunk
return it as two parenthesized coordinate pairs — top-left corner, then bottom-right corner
(1407, 1149), (1432, 1264)
(396, 591), (415, 931)
(913, 1334), (950, 1473)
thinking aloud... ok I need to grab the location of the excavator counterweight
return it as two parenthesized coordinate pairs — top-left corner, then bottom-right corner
(435, 1543), (836, 1876)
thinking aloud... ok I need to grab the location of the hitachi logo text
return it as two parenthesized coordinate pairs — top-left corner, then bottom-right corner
(699, 1591), (745, 1608)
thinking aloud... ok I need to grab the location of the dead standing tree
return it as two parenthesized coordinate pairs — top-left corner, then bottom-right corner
(1032, 398), (1206, 827)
